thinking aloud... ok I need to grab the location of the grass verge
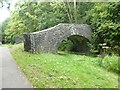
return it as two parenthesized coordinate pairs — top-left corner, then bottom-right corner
(11, 44), (118, 88)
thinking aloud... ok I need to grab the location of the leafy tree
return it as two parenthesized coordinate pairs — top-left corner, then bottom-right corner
(0, 18), (11, 43)
(85, 2), (120, 51)
(8, 2), (68, 36)
(8, 2), (94, 36)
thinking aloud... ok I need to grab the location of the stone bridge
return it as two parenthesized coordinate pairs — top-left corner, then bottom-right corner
(24, 23), (92, 53)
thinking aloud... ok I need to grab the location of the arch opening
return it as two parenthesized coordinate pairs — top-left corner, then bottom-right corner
(57, 35), (90, 54)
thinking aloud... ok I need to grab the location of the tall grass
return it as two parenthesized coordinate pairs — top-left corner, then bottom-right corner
(100, 55), (119, 74)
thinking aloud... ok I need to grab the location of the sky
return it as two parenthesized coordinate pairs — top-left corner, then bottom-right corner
(0, 7), (10, 23)
(0, 0), (19, 23)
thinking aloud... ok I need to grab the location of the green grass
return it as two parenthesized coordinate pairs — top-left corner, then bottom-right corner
(11, 44), (118, 88)
(100, 55), (119, 74)
(2, 44), (14, 48)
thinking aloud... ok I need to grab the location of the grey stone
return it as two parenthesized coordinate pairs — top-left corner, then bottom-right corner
(24, 23), (92, 53)
(15, 35), (24, 44)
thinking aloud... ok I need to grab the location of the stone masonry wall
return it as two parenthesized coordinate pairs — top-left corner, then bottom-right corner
(15, 35), (24, 44)
(24, 23), (92, 53)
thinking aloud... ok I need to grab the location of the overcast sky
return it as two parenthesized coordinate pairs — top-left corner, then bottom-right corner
(0, 8), (10, 23)
(0, 0), (19, 23)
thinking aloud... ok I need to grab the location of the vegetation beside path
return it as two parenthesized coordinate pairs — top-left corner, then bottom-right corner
(10, 44), (118, 88)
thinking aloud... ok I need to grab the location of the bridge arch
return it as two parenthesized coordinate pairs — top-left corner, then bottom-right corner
(57, 34), (90, 53)
(24, 23), (92, 53)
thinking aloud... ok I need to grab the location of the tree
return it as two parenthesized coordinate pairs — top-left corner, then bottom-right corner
(9, 2), (94, 34)
(0, 18), (11, 43)
(85, 2), (120, 51)
(8, 2), (69, 36)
